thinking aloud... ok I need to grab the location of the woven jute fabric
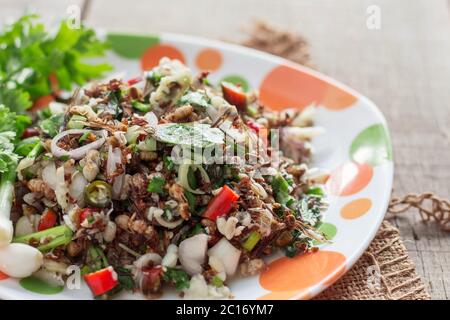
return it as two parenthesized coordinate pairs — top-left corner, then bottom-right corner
(315, 221), (430, 300)
(239, 21), (431, 300)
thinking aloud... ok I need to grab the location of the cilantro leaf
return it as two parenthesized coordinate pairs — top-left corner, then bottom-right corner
(163, 267), (190, 291)
(147, 176), (166, 195)
(0, 14), (111, 113)
(0, 105), (31, 142)
(39, 113), (64, 137)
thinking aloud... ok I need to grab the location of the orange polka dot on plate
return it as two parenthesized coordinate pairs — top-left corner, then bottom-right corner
(259, 65), (356, 111)
(341, 198), (372, 219)
(326, 162), (373, 196)
(322, 84), (357, 110)
(141, 44), (185, 71)
(322, 263), (347, 286)
(0, 271), (9, 281)
(259, 250), (346, 292)
(196, 48), (223, 71)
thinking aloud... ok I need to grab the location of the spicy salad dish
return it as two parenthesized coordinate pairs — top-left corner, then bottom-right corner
(0, 16), (393, 300)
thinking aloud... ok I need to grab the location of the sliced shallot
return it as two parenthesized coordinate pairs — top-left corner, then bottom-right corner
(51, 129), (107, 160)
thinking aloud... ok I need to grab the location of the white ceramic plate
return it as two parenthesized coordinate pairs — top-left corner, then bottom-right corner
(0, 32), (393, 300)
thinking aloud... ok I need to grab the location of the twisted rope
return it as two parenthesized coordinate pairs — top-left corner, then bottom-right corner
(388, 193), (450, 231)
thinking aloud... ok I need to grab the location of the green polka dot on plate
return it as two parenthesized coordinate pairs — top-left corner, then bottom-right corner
(313, 222), (337, 245)
(20, 276), (64, 295)
(107, 33), (160, 59)
(220, 75), (250, 92)
(349, 124), (392, 166)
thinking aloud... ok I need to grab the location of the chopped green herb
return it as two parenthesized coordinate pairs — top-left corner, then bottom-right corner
(211, 276), (223, 287)
(78, 131), (91, 143)
(295, 195), (323, 227)
(132, 101), (152, 112)
(184, 190), (197, 213)
(190, 223), (204, 236)
(242, 231), (261, 252)
(306, 186), (324, 196)
(41, 155), (53, 161)
(22, 168), (36, 180)
(67, 115), (86, 129)
(271, 174), (292, 206)
(163, 267), (190, 291)
(58, 155), (70, 162)
(115, 267), (134, 291)
(37, 108), (52, 120)
(146, 71), (162, 85)
(284, 244), (298, 258)
(163, 155), (175, 171)
(14, 136), (40, 156)
(147, 176), (166, 195)
(39, 113), (64, 137)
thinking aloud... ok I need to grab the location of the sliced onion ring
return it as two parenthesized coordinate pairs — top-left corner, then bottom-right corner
(177, 163), (210, 195)
(153, 209), (183, 229)
(51, 129), (107, 160)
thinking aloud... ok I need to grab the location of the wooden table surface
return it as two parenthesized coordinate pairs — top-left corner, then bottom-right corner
(2, 0), (449, 299)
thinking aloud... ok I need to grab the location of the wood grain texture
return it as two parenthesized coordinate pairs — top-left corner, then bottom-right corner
(2, 0), (449, 299)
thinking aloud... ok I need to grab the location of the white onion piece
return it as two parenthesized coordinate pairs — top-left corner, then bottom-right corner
(144, 111), (158, 129)
(23, 193), (40, 207)
(107, 146), (125, 199)
(208, 238), (241, 276)
(0, 217), (13, 248)
(55, 166), (69, 211)
(106, 145), (116, 177)
(69, 171), (88, 204)
(134, 253), (162, 269)
(292, 104), (316, 127)
(162, 244), (178, 268)
(179, 234), (208, 276)
(112, 174), (124, 200)
(43, 259), (68, 274)
(15, 216), (36, 237)
(51, 129), (107, 160)
(63, 214), (76, 232)
(42, 162), (57, 190)
(177, 163), (210, 195)
(0, 243), (43, 278)
(33, 269), (65, 287)
(153, 209), (183, 229)
(16, 157), (35, 181)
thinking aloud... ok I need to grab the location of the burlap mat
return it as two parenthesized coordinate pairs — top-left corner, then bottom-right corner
(239, 21), (432, 300)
